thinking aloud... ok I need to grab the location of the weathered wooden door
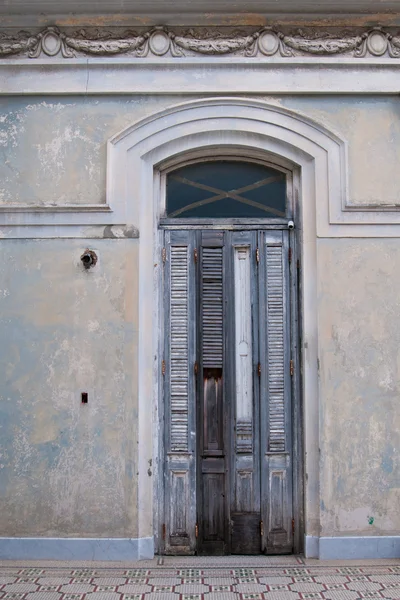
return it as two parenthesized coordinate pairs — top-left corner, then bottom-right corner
(162, 228), (293, 555)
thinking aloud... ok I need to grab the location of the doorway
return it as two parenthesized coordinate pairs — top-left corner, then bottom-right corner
(159, 159), (299, 555)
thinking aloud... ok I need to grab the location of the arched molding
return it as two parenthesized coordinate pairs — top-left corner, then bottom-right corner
(107, 97), (333, 556)
(108, 97), (348, 239)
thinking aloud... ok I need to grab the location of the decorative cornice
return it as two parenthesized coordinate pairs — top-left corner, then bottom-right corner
(1, 25), (400, 59)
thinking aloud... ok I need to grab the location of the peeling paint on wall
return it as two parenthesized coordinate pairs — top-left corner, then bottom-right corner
(2, 95), (400, 207)
(318, 239), (400, 536)
(0, 239), (139, 536)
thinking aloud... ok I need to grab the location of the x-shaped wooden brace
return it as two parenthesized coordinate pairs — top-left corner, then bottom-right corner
(169, 173), (285, 217)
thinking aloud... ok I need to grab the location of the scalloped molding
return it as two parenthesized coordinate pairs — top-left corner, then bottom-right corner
(1, 25), (400, 60)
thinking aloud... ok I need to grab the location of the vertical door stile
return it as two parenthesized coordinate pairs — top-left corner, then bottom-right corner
(259, 229), (293, 554)
(230, 231), (261, 554)
(163, 229), (197, 554)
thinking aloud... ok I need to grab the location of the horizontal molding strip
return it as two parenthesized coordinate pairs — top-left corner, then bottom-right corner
(1, 59), (400, 94)
(0, 537), (154, 560)
(0, 224), (139, 239)
(305, 535), (400, 560)
(0, 204), (111, 213)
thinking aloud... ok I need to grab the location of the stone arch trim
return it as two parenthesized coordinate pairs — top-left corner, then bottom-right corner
(108, 97), (347, 239)
(107, 97), (339, 556)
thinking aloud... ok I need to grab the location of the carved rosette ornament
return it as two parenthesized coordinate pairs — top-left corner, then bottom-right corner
(1, 25), (400, 59)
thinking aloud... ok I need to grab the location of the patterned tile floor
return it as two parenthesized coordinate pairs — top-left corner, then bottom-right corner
(0, 556), (399, 600)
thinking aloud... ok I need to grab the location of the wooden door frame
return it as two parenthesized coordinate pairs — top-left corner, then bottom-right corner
(156, 154), (303, 555)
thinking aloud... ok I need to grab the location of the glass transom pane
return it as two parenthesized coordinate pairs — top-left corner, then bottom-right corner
(166, 160), (286, 218)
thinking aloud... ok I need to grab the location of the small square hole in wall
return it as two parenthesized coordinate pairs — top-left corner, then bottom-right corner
(81, 392), (88, 404)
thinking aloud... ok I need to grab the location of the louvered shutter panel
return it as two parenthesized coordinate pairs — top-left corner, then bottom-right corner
(259, 230), (293, 554)
(163, 230), (197, 554)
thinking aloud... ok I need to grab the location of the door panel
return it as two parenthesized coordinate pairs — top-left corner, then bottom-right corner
(163, 227), (293, 555)
(197, 231), (227, 554)
(163, 230), (197, 554)
(229, 231), (261, 554)
(259, 230), (293, 553)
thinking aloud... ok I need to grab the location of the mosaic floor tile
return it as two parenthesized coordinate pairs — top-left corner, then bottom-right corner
(371, 576), (400, 584)
(37, 579), (71, 586)
(59, 584), (94, 593)
(289, 583), (325, 592)
(259, 578), (292, 585)
(85, 593), (122, 600)
(117, 586), (151, 594)
(174, 583), (209, 593)
(348, 582), (384, 591)
(4, 584), (39, 592)
(25, 594), (62, 600)
(93, 580), (128, 586)
(236, 583), (267, 593)
(0, 557), (398, 600)
(202, 594), (238, 600)
(322, 591), (360, 600)
(260, 592), (299, 600)
(314, 577), (349, 584)
(381, 591), (400, 599)
(142, 595), (178, 600)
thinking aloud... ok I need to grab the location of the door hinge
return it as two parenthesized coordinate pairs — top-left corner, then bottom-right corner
(162, 247), (166, 264)
(162, 523), (166, 540)
(194, 248), (198, 263)
(162, 360), (166, 376)
(292, 518), (295, 534)
(256, 247), (260, 264)
(260, 520), (264, 537)
(257, 363), (261, 377)
(290, 359), (294, 377)
(195, 523), (199, 538)
(288, 247), (292, 263)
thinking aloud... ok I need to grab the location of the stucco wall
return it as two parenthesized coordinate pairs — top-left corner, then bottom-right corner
(318, 238), (400, 537)
(2, 95), (400, 207)
(0, 239), (139, 536)
(0, 94), (399, 541)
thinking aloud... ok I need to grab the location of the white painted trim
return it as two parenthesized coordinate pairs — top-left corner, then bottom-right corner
(107, 96), (400, 237)
(1, 59), (400, 95)
(0, 537), (154, 561)
(305, 536), (400, 559)
(106, 97), (320, 547)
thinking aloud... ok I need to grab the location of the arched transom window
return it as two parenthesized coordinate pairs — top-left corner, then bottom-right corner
(166, 160), (287, 219)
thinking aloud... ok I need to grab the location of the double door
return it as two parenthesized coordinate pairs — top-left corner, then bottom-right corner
(162, 228), (293, 555)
